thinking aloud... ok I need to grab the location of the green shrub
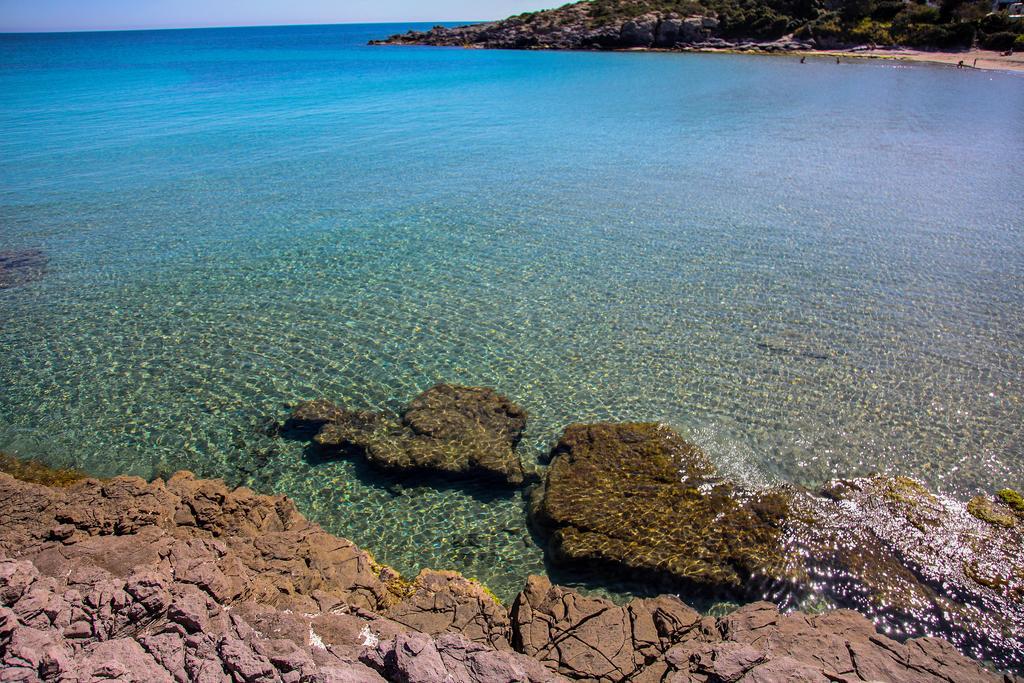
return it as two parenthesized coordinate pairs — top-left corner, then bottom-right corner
(849, 19), (894, 44)
(871, 0), (906, 20)
(719, 6), (795, 39)
(836, 0), (872, 22)
(978, 13), (1013, 32)
(803, 16), (845, 42)
(980, 30), (1020, 50)
(896, 21), (975, 47)
(910, 4), (942, 22)
(1017, 34), (1024, 51)
(953, 0), (993, 21)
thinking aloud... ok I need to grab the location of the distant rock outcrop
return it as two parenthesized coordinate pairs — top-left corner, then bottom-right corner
(0, 467), (1012, 682)
(370, 8), (729, 51)
(369, 0), (994, 52)
(286, 384), (530, 485)
(368, 3), (813, 53)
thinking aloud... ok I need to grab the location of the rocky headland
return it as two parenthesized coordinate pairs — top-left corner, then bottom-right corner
(370, 5), (797, 54)
(369, 0), (1024, 68)
(1, 462), (1018, 683)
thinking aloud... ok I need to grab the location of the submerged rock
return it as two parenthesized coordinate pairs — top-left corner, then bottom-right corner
(532, 422), (1024, 673)
(998, 488), (1024, 515)
(0, 451), (87, 488)
(532, 422), (790, 590)
(0, 249), (47, 289)
(797, 475), (1024, 667)
(289, 384), (529, 485)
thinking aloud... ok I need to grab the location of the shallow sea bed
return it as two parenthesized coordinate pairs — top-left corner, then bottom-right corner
(2, 24), (1023, 604)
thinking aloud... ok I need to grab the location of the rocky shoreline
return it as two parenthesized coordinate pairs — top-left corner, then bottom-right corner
(369, 9), (812, 54)
(368, 4), (1024, 73)
(280, 385), (1024, 675)
(1, 465), (1019, 682)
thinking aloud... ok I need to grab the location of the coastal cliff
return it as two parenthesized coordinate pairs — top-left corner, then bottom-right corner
(370, 0), (1024, 53)
(0, 463), (1018, 682)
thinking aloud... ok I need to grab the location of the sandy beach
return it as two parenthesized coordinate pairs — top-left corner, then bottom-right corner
(810, 47), (1024, 73)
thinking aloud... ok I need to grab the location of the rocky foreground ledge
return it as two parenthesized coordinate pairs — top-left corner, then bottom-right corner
(0, 466), (1016, 682)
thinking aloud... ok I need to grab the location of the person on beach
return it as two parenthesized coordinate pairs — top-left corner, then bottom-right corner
(958, 60), (964, 68)
(800, 56), (806, 63)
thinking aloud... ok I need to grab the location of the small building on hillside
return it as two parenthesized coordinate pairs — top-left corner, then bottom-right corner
(992, 0), (1024, 17)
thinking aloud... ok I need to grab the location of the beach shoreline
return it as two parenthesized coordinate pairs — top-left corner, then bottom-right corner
(714, 46), (1024, 73)
(441, 42), (1024, 73)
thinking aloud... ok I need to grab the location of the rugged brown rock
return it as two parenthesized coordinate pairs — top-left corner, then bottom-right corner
(532, 422), (790, 590)
(511, 575), (706, 681)
(0, 470), (540, 682)
(287, 384), (529, 485)
(509, 575), (1010, 683)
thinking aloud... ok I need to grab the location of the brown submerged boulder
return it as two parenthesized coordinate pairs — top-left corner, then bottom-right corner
(532, 422), (790, 591)
(0, 249), (48, 289)
(290, 384), (529, 485)
(792, 475), (1024, 667)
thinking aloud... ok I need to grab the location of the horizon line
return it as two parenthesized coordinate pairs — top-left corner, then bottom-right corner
(0, 19), (486, 36)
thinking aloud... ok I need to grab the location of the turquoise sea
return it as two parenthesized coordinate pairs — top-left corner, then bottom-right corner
(2, 21), (1023, 618)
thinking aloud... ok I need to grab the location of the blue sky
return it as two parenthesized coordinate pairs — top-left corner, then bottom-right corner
(0, 0), (559, 32)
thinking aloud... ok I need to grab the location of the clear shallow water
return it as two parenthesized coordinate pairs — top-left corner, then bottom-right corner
(1, 25), (1023, 601)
